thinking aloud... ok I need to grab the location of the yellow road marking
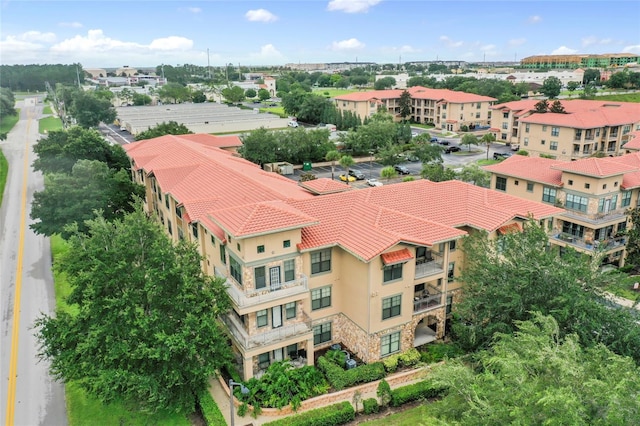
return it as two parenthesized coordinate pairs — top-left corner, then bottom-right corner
(5, 106), (32, 426)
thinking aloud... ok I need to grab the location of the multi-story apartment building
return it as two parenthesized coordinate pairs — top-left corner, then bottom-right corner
(490, 99), (640, 160)
(485, 151), (640, 266)
(334, 86), (496, 132)
(521, 53), (640, 69)
(124, 134), (562, 380)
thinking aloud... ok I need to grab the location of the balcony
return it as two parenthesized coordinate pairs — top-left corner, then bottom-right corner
(551, 233), (627, 252)
(558, 209), (626, 226)
(222, 312), (312, 351)
(413, 292), (444, 314)
(215, 267), (308, 309)
(415, 254), (444, 279)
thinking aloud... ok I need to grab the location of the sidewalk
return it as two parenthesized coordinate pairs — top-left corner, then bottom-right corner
(604, 291), (640, 310)
(209, 368), (429, 426)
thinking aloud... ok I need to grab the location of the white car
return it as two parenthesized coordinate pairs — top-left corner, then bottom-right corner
(367, 178), (383, 187)
(288, 121), (299, 128)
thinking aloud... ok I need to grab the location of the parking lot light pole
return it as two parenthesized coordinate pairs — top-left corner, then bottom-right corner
(369, 151), (374, 179)
(229, 379), (250, 426)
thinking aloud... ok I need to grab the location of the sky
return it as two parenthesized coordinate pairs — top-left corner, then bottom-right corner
(1, 0), (640, 69)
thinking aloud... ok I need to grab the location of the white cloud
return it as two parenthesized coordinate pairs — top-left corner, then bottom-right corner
(327, 0), (382, 13)
(0, 36), (48, 62)
(149, 36), (193, 51)
(250, 44), (284, 60)
(623, 44), (640, 54)
(379, 45), (420, 55)
(19, 31), (57, 43)
(509, 38), (526, 47)
(59, 22), (83, 28)
(528, 15), (542, 24)
(245, 9), (278, 22)
(582, 36), (614, 47)
(551, 46), (578, 55)
(331, 38), (365, 50)
(439, 36), (463, 48)
(187, 7), (202, 14)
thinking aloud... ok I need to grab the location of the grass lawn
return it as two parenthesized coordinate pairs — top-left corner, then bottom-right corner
(476, 159), (501, 166)
(411, 123), (436, 130)
(0, 149), (7, 207)
(49, 235), (190, 426)
(360, 404), (440, 425)
(39, 116), (63, 134)
(593, 93), (640, 103)
(261, 106), (286, 116)
(603, 273), (640, 302)
(0, 111), (20, 135)
(312, 88), (360, 98)
(42, 105), (53, 115)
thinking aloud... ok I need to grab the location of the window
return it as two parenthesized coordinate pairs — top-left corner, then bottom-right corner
(284, 259), (295, 282)
(527, 182), (534, 192)
(525, 123), (530, 133)
(542, 187), (556, 203)
(283, 240), (291, 248)
(622, 191), (632, 207)
(447, 262), (455, 282)
(158, 191), (162, 201)
(192, 224), (198, 238)
(229, 255), (242, 284)
(237, 243), (241, 251)
(257, 245), (265, 254)
(618, 221), (627, 233)
(503, 112), (509, 119)
(475, 112), (480, 119)
(603, 184), (607, 190)
(382, 295), (402, 320)
(254, 266), (266, 289)
(285, 302), (296, 319)
(502, 122), (508, 130)
(167, 220), (172, 235)
(311, 286), (331, 310)
(220, 244), (226, 264)
(550, 141), (558, 151)
(562, 222), (585, 238)
(311, 249), (331, 274)
(542, 125), (547, 132)
(514, 180), (519, 186)
(313, 322), (332, 345)
(540, 140), (546, 145)
(178, 228), (184, 241)
(449, 240), (456, 251)
(551, 127), (559, 137)
(524, 137), (529, 146)
(575, 130), (582, 140)
(623, 125), (631, 135)
(566, 194), (588, 212)
(165, 196), (169, 210)
(381, 332), (400, 356)
(585, 183), (590, 189)
(446, 295), (453, 315)
(598, 195), (618, 213)
(257, 309), (268, 328)
(258, 352), (270, 369)
(383, 264), (403, 282)
(495, 177), (506, 191)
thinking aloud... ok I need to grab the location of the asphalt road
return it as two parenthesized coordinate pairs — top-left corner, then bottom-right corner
(0, 98), (67, 425)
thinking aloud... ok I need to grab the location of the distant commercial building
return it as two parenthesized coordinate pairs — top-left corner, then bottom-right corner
(521, 53), (640, 69)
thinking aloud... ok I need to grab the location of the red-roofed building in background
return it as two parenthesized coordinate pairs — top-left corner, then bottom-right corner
(490, 99), (640, 160)
(485, 152), (640, 265)
(125, 134), (562, 380)
(334, 86), (496, 132)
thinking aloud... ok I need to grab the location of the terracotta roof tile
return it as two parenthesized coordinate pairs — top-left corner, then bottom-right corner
(484, 155), (564, 186)
(298, 178), (352, 195)
(334, 86), (496, 104)
(381, 248), (414, 265)
(498, 222), (523, 235)
(623, 130), (640, 151)
(551, 157), (638, 177)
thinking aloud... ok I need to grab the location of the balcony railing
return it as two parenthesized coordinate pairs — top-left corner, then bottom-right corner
(413, 292), (444, 314)
(215, 267), (308, 309)
(415, 255), (444, 279)
(551, 233), (627, 252)
(559, 209), (626, 225)
(222, 312), (312, 350)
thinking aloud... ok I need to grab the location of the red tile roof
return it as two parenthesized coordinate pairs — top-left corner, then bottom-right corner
(551, 157), (638, 177)
(623, 130), (640, 151)
(483, 155), (564, 186)
(381, 248), (414, 265)
(171, 133), (242, 148)
(498, 222), (523, 235)
(298, 178), (352, 195)
(334, 86), (496, 104)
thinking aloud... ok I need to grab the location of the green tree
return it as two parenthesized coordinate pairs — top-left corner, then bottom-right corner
(513, 81), (530, 97)
(375, 144), (402, 166)
(412, 142), (443, 164)
(325, 150), (341, 180)
(380, 166), (397, 181)
(376, 379), (392, 408)
(69, 91), (117, 128)
(221, 85), (246, 103)
(480, 132), (496, 160)
(549, 100), (566, 113)
(297, 95), (333, 125)
(339, 155), (355, 184)
(191, 90), (207, 103)
(460, 133), (479, 151)
(281, 89), (308, 117)
(157, 82), (191, 104)
(421, 163), (456, 182)
(624, 207), (640, 272)
(132, 92), (152, 106)
(35, 205), (232, 413)
(457, 163), (490, 187)
(33, 126), (130, 174)
(245, 88), (257, 98)
(566, 81), (580, 96)
(238, 127), (279, 166)
(606, 70), (631, 89)
(258, 88), (271, 101)
(134, 121), (193, 141)
(30, 160), (145, 238)
(0, 87), (17, 120)
(583, 69), (601, 85)
(540, 76), (562, 99)
(432, 313), (640, 425)
(398, 90), (411, 121)
(533, 99), (549, 113)
(580, 82), (598, 99)
(374, 77), (396, 90)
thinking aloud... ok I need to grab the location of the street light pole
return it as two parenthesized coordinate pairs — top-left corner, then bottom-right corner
(369, 151), (374, 179)
(229, 379), (249, 426)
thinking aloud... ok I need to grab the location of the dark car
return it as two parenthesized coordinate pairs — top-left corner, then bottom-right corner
(438, 140), (450, 146)
(394, 165), (410, 175)
(430, 137), (439, 143)
(493, 152), (512, 160)
(348, 169), (366, 180)
(445, 146), (461, 154)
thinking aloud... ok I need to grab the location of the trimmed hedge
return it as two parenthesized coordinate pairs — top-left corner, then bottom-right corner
(317, 356), (386, 391)
(362, 398), (379, 414)
(390, 380), (447, 407)
(263, 401), (355, 426)
(198, 389), (227, 426)
(382, 348), (421, 373)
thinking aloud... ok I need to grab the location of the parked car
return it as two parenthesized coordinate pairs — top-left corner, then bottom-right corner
(367, 178), (383, 187)
(493, 152), (512, 160)
(394, 165), (411, 175)
(288, 121), (299, 128)
(430, 137), (438, 143)
(348, 169), (366, 180)
(445, 146), (461, 154)
(438, 140), (450, 146)
(511, 144), (520, 151)
(339, 174), (357, 182)
(412, 131), (419, 137)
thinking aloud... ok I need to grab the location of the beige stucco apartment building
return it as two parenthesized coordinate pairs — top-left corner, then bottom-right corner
(334, 86), (496, 132)
(490, 99), (640, 160)
(485, 138), (640, 266)
(124, 133), (561, 380)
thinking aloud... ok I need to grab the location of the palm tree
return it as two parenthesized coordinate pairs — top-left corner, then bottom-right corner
(339, 155), (355, 184)
(381, 166), (397, 182)
(481, 133), (496, 160)
(325, 150), (341, 180)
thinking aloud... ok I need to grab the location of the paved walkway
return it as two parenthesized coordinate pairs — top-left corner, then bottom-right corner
(209, 372), (426, 426)
(604, 291), (640, 310)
